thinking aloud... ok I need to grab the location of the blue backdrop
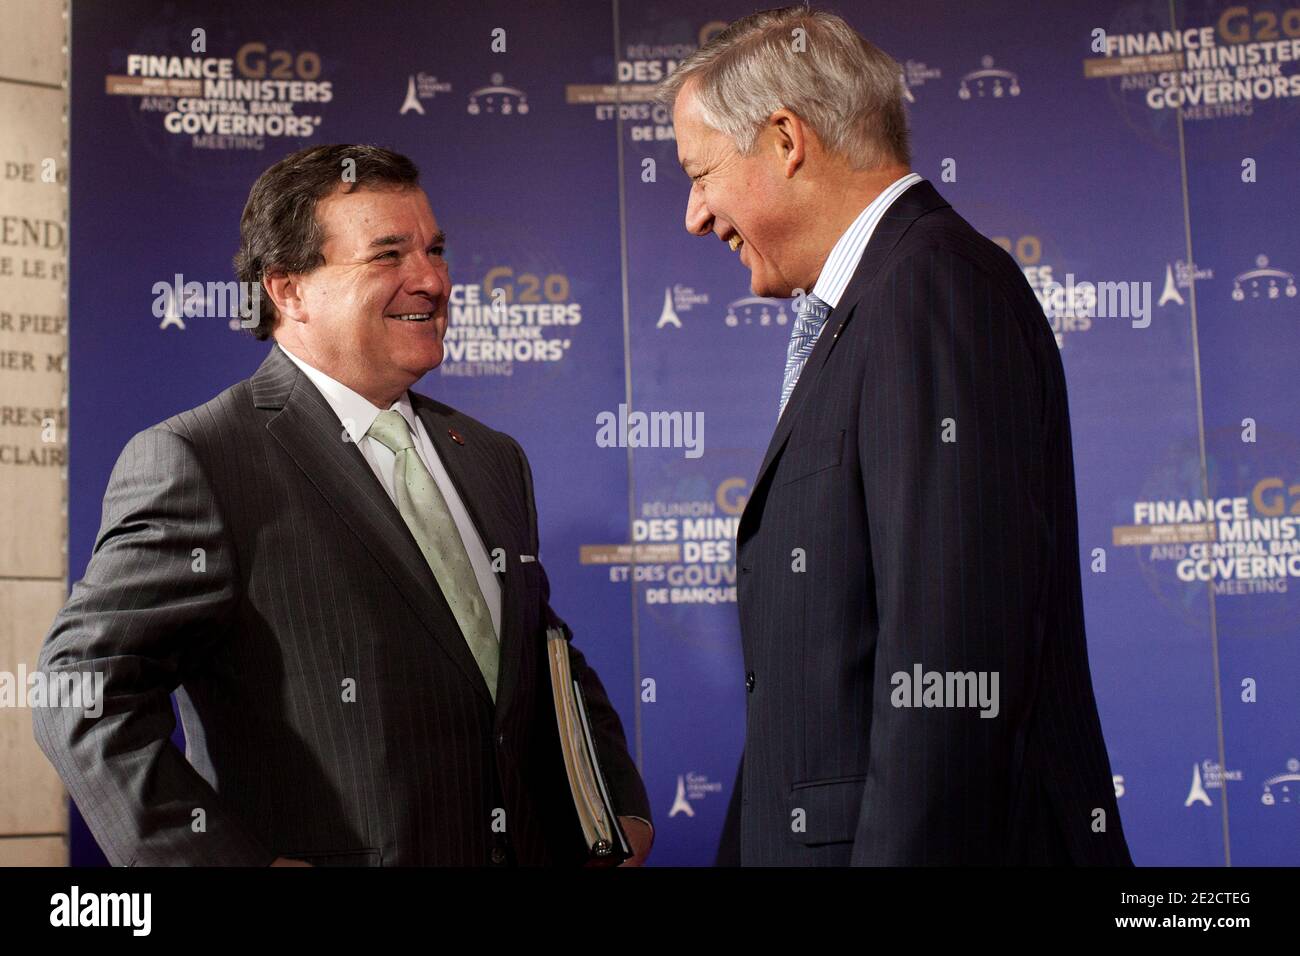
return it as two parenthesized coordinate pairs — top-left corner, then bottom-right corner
(67, 0), (1300, 865)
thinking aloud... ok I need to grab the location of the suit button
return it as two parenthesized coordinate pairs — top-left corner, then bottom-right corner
(490, 847), (506, 865)
(745, 671), (755, 692)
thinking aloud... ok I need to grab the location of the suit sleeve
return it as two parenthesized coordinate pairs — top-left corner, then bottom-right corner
(508, 436), (653, 826)
(33, 425), (275, 866)
(851, 247), (1051, 864)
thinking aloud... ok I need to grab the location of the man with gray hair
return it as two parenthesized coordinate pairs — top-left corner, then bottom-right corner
(660, 7), (1132, 865)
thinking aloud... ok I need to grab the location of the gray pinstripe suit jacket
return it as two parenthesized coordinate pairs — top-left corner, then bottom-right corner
(34, 344), (649, 866)
(728, 180), (1133, 866)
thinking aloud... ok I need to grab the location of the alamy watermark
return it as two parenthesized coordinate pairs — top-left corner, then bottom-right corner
(1040, 272), (1151, 329)
(151, 274), (260, 330)
(50, 886), (150, 936)
(596, 403), (704, 459)
(891, 664), (1000, 719)
(2, 666), (104, 718)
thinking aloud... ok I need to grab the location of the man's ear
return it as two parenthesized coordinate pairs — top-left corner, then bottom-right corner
(263, 271), (308, 324)
(769, 109), (806, 178)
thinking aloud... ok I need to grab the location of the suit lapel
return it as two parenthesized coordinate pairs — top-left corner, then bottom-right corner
(414, 397), (528, 721)
(252, 345), (494, 707)
(743, 180), (951, 521)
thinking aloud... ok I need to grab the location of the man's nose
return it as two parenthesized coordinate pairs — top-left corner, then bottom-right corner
(407, 251), (449, 299)
(684, 183), (713, 236)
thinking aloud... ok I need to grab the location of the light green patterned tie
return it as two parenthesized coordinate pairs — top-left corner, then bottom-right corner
(367, 410), (499, 702)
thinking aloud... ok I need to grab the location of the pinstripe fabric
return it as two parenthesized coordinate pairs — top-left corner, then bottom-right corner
(728, 180), (1133, 866)
(32, 344), (649, 866)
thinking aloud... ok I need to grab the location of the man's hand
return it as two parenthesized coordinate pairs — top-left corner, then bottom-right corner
(269, 857), (312, 867)
(617, 816), (653, 866)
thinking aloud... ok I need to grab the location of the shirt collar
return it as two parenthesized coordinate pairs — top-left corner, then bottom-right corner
(278, 345), (418, 443)
(811, 172), (924, 309)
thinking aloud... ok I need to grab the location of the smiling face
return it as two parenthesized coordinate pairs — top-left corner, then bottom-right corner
(271, 184), (450, 407)
(674, 84), (814, 298)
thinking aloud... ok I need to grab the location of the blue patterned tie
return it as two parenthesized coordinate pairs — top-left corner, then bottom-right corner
(779, 292), (831, 416)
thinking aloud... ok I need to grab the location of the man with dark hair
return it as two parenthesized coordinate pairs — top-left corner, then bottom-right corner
(34, 143), (652, 866)
(233, 144), (421, 342)
(661, 8), (1131, 865)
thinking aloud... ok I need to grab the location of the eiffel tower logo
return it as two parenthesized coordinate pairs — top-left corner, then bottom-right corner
(1158, 263), (1184, 306)
(158, 284), (185, 331)
(669, 775), (694, 817)
(400, 76), (424, 116)
(1184, 762), (1212, 807)
(656, 287), (682, 328)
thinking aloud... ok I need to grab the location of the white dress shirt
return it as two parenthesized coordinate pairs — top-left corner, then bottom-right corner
(280, 346), (502, 640)
(811, 171), (924, 309)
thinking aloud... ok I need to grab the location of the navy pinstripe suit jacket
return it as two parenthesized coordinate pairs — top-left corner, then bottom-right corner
(34, 344), (649, 866)
(727, 180), (1133, 866)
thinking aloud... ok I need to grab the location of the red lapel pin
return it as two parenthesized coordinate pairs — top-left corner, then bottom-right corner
(448, 427), (465, 445)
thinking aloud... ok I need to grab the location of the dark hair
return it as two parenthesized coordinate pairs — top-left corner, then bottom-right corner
(233, 144), (421, 340)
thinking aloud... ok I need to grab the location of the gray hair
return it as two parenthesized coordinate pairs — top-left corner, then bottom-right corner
(656, 5), (910, 171)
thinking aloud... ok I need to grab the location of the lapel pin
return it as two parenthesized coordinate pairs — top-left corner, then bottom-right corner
(448, 427), (465, 445)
